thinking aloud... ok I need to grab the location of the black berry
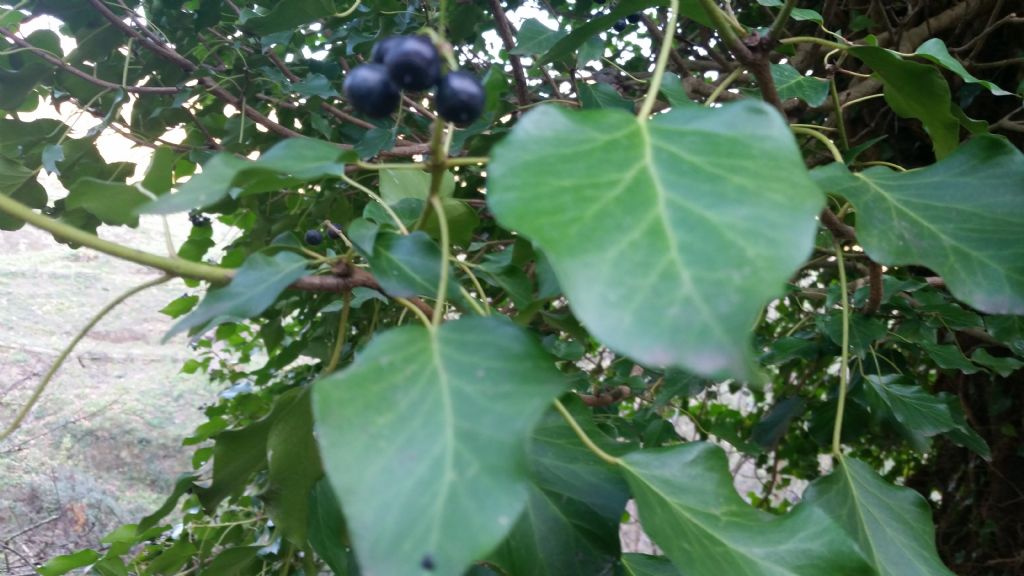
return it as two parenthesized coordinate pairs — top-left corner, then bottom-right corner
(305, 229), (324, 245)
(435, 71), (485, 127)
(326, 222), (341, 239)
(613, 19), (627, 32)
(343, 64), (400, 118)
(384, 35), (441, 92)
(627, 13), (641, 23)
(371, 36), (402, 64)
(188, 211), (210, 227)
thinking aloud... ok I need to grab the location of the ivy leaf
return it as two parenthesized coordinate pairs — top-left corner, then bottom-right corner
(65, 178), (147, 227)
(803, 456), (956, 576)
(771, 63), (829, 106)
(578, 82), (634, 111)
(368, 230), (463, 302)
(243, 0), (338, 35)
(971, 348), (1023, 377)
(38, 550), (102, 576)
(921, 343), (979, 374)
(913, 38), (1013, 97)
(195, 413), (274, 511)
(621, 443), (874, 575)
(812, 136), (1024, 315)
(313, 316), (566, 576)
(264, 387), (322, 544)
(510, 19), (568, 56)
(621, 554), (683, 576)
(862, 375), (956, 448)
(488, 101), (823, 380)
(379, 169), (454, 204)
(490, 398), (631, 576)
(142, 138), (353, 214)
(848, 46), (959, 158)
(308, 479), (358, 576)
(165, 252), (308, 341)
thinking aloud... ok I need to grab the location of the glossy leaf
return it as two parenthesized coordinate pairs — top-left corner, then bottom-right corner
(165, 252), (308, 341)
(803, 456), (955, 576)
(313, 316), (566, 576)
(368, 230), (462, 301)
(488, 101), (823, 380)
(142, 138), (353, 214)
(772, 63), (829, 106)
(812, 136), (1024, 315)
(622, 442), (873, 575)
(848, 46), (959, 158)
(490, 398), (630, 576)
(511, 19), (567, 56)
(265, 387), (322, 544)
(913, 38), (1013, 97)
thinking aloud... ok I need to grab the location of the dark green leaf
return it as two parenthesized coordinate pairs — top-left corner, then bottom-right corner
(622, 443), (873, 575)
(971, 348), (1023, 377)
(803, 456), (955, 576)
(510, 19), (567, 56)
(265, 387), (322, 544)
(201, 546), (260, 576)
(848, 46), (959, 158)
(244, 0), (339, 35)
(166, 252), (308, 341)
(65, 178), (146, 227)
(368, 230), (461, 301)
(621, 554), (683, 576)
(313, 316), (566, 576)
(578, 82), (634, 111)
(771, 63), (829, 106)
(308, 479), (358, 576)
(37, 550), (101, 576)
(488, 101), (823, 380)
(913, 38), (1013, 97)
(138, 473), (199, 532)
(751, 397), (807, 450)
(812, 136), (1024, 315)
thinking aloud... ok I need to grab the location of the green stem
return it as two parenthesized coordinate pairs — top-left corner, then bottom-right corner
(454, 259), (490, 314)
(830, 78), (849, 150)
(790, 125), (844, 164)
(705, 67), (744, 107)
(0, 192), (231, 283)
(355, 161), (428, 171)
(430, 195), (450, 326)
(553, 399), (621, 466)
(395, 297), (431, 327)
(779, 36), (848, 51)
(336, 0), (361, 18)
(323, 292), (351, 374)
(445, 156), (489, 167)
(840, 93), (884, 110)
(831, 241), (851, 457)
(340, 173), (409, 234)
(0, 275), (171, 442)
(638, 0), (679, 119)
(413, 118), (449, 230)
(768, 0), (797, 39)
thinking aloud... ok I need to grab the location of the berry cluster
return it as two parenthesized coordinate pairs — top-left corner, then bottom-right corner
(592, 0), (641, 33)
(343, 35), (485, 126)
(304, 222), (342, 246)
(188, 211), (211, 227)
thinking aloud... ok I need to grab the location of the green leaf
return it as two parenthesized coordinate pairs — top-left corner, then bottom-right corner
(802, 456), (955, 576)
(862, 375), (958, 447)
(986, 315), (1024, 356)
(423, 198), (480, 248)
(196, 416), (273, 511)
(921, 343), (979, 374)
(971, 348), (1024, 377)
(487, 101), (823, 380)
(379, 168), (454, 204)
(913, 38), (1013, 97)
(143, 147), (178, 195)
(65, 178), (147, 227)
(490, 398), (630, 576)
(847, 46), (959, 158)
(38, 550), (101, 576)
(265, 387), (322, 544)
(312, 316), (566, 576)
(771, 63), (829, 106)
(621, 554), (683, 576)
(621, 443), (873, 575)
(142, 138), (353, 214)
(243, 0), (338, 35)
(201, 546), (261, 576)
(308, 479), (358, 576)
(368, 230), (462, 301)
(751, 397), (807, 450)
(41, 143), (64, 174)
(510, 19), (568, 56)
(138, 473), (199, 532)
(290, 73), (338, 98)
(659, 73), (696, 108)
(159, 295), (200, 318)
(165, 252), (308, 341)
(811, 136), (1024, 315)
(578, 82), (634, 111)
(144, 539), (197, 576)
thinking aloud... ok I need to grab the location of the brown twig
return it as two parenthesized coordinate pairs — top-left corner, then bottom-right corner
(489, 0), (530, 107)
(863, 262), (883, 315)
(578, 385), (632, 407)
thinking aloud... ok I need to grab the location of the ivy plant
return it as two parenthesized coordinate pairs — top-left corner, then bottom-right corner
(1, 0), (1022, 575)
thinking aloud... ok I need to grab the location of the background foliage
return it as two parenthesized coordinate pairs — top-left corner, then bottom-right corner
(1, 0), (1023, 575)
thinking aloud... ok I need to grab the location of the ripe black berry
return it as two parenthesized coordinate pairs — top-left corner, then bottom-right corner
(627, 13), (641, 23)
(343, 64), (400, 118)
(326, 222), (341, 239)
(188, 211), (210, 227)
(435, 71), (485, 126)
(371, 36), (402, 64)
(305, 229), (324, 245)
(384, 35), (440, 92)
(613, 19), (627, 32)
